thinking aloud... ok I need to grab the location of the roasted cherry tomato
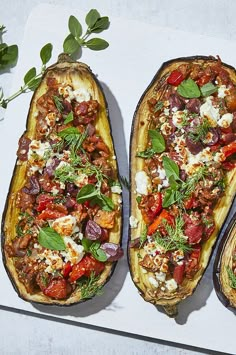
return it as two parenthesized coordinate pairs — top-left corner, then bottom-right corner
(43, 278), (71, 299)
(222, 142), (236, 159)
(222, 161), (236, 170)
(63, 262), (72, 278)
(38, 209), (67, 220)
(167, 70), (184, 86)
(173, 263), (185, 285)
(139, 192), (162, 224)
(147, 209), (174, 236)
(185, 246), (201, 278)
(69, 255), (105, 282)
(36, 194), (54, 212)
(196, 74), (211, 86)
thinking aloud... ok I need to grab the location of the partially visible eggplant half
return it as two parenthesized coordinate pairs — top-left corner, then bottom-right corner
(128, 56), (236, 317)
(213, 213), (236, 313)
(1, 54), (123, 305)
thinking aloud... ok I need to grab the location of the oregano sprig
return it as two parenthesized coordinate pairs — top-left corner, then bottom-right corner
(63, 10), (110, 55)
(0, 43), (52, 109)
(0, 24), (18, 70)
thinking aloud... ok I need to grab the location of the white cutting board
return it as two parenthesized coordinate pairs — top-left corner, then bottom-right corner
(0, 4), (235, 354)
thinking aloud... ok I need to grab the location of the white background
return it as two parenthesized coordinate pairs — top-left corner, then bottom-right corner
(1, 1), (236, 354)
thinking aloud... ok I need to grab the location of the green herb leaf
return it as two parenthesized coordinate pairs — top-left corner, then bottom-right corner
(63, 34), (80, 54)
(64, 111), (74, 124)
(85, 38), (109, 51)
(162, 156), (180, 181)
(86, 9), (100, 28)
(28, 77), (42, 91)
(0, 44), (18, 67)
(24, 67), (36, 85)
(58, 126), (80, 138)
(136, 196), (142, 204)
(200, 82), (218, 97)
(90, 241), (107, 262)
(100, 194), (115, 211)
(69, 15), (82, 39)
(53, 95), (64, 112)
(90, 16), (110, 33)
(76, 184), (98, 204)
(136, 148), (155, 158)
(81, 238), (92, 251)
(149, 129), (166, 153)
(40, 43), (53, 65)
(227, 266), (236, 289)
(38, 227), (66, 251)
(140, 225), (147, 247)
(154, 101), (164, 112)
(77, 272), (103, 299)
(189, 118), (211, 142)
(162, 188), (179, 208)
(177, 78), (201, 98)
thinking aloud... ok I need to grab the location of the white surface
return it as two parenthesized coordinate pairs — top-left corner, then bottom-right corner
(1, 1), (236, 355)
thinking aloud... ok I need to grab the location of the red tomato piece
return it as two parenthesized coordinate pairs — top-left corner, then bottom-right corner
(38, 209), (67, 220)
(69, 255), (105, 282)
(222, 161), (236, 170)
(185, 246), (201, 277)
(140, 192), (162, 224)
(196, 74), (211, 86)
(63, 262), (72, 278)
(36, 194), (54, 212)
(222, 142), (236, 159)
(167, 70), (184, 86)
(43, 278), (71, 299)
(173, 263), (185, 285)
(147, 209), (174, 236)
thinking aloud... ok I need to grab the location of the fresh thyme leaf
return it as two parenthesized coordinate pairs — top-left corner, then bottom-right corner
(53, 95), (64, 113)
(154, 216), (192, 253)
(119, 175), (130, 190)
(54, 164), (77, 183)
(226, 266), (236, 289)
(189, 118), (211, 142)
(77, 272), (103, 299)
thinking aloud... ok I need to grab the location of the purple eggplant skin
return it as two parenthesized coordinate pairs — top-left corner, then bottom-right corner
(1, 54), (123, 307)
(213, 212), (236, 314)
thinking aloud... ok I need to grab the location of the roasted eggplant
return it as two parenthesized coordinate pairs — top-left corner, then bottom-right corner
(2, 54), (123, 305)
(213, 213), (236, 313)
(129, 55), (236, 317)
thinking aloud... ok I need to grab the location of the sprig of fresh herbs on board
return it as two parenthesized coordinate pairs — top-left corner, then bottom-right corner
(0, 43), (52, 109)
(63, 10), (110, 55)
(0, 24), (18, 70)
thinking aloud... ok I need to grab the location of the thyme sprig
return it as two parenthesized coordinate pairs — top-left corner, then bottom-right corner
(77, 272), (103, 299)
(189, 118), (211, 142)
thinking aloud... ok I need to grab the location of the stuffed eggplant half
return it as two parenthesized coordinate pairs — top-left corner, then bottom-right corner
(2, 54), (123, 305)
(129, 55), (236, 317)
(213, 213), (236, 313)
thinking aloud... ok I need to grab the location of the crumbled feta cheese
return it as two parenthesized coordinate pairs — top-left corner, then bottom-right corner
(27, 140), (51, 173)
(149, 276), (159, 288)
(160, 122), (172, 135)
(155, 271), (166, 282)
(135, 171), (150, 195)
(51, 215), (79, 236)
(218, 85), (228, 98)
(164, 108), (170, 116)
(172, 110), (188, 128)
(217, 113), (233, 128)
(45, 112), (58, 127)
(73, 88), (91, 103)
(60, 237), (84, 265)
(172, 249), (184, 264)
(111, 185), (122, 194)
(129, 216), (139, 229)
(51, 186), (59, 195)
(214, 151), (225, 163)
(200, 97), (220, 126)
(165, 278), (178, 292)
(37, 249), (63, 274)
(74, 173), (88, 188)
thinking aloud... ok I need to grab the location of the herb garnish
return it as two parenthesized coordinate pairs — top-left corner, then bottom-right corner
(226, 266), (236, 289)
(154, 216), (192, 253)
(0, 24), (18, 70)
(77, 272), (103, 299)
(154, 101), (164, 112)
(82, 239), (107, 262)
(54, 164), (78, 184)
(38, 227), (66, 251)
(139, 225), (148, 247)
(76, 184), (115, 211)
(53, 95), (64, 112)
(63, 10), (109, 56)
(189, 118), (211, 142)
(200, 82), (218, 97)
(177, 78), (201, 99)
(58, 127), (88, 154)
(137, 129), (165, 158)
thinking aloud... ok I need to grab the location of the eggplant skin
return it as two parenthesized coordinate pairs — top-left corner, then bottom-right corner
(213, 212), (236, 314)
(128, 55), (236, 317)
(1, 54), (123, 306)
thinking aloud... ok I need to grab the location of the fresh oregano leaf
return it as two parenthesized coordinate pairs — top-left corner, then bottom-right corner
(162, 156), (180, 181)
(85, 38), (109, 51)
(0, 44), (18, 67)
(200, 82), (218, 97)
(38, 227), (66, 251)
(86, 9), (100, 28)
(90, 16), (110, 33)
(68, 15), (82, 39)
(136, 148), (155, 158)
(149, 130), (166, 153)
(90, 241), (107, 262)
(24, 67), (36, 85)
(177, 78), (201, 98)
(64, 111), (74, 124)
(63, 34), (80, 54)
(40, 43), (53, 65)
(28, 77), (42, 91)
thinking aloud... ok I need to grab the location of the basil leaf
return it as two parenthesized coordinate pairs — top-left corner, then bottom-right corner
(162, 188), (178, 208)
(69, 15), (82, 39)
(86, 9), (100, 28)
(162, 156), (180, 181)
(81, 238), (92, 251)
(168, 175), (179, 190)
(200, 82), (218, 97)
(40, 43), (52, 65)
(64, 111), (74, 124)
(63, 34), (80, 54)
(90, 16), (110, 33)
(136, 196), (142, 204)
(177, 78), (201, 98)
(38, 227), (66, 251)
(90, 242), (107, 262)
(77, 184), (98, 204)
(100, 194), (115, 211)
(24, 67), (36, 85)
(149, 130), (166, 153)
(136, 148), (155, 158)
(85, 38), (109, 51)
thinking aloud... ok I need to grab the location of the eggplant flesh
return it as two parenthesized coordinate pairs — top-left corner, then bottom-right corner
(1, 54), (122, 306)
(213, 213), (236, 313)
(129, 56), (236, 317)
